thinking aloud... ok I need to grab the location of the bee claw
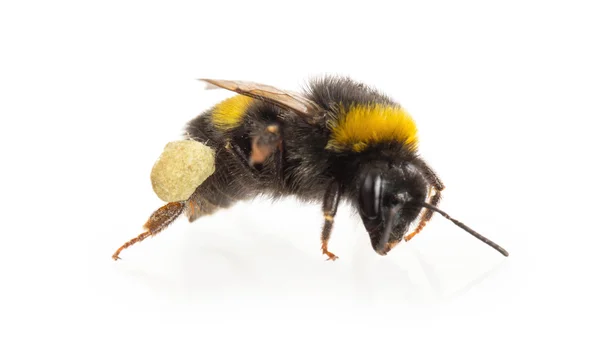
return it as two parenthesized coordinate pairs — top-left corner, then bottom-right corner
(322, 250), (339, 261)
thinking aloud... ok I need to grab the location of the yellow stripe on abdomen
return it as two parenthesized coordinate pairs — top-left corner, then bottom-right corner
(212, 95), (254, 130)
(326, 103), (419, 152)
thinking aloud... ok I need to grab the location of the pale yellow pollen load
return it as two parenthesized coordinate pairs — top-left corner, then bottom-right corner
(326, 103), (419, 152)
(212, 95), (254, 130)
(150, 140), (216, 202)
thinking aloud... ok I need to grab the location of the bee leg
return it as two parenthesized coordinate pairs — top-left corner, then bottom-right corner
(274, 137), (284, 185)
(404, 188), (442, 242)
(227, 124), (283, 181)
(249, 124), (282, 167)
(228, 139), (254, 171)
(404, 158), (445, 242)
(185, 193), (221, 223)
(382, 239), (402, 254)
(112, 201), (185, 260)
(412, 157), (445, 191)
(321, 180), (342, 261)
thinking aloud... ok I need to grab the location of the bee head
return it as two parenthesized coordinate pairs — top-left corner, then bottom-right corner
(357, 161), (428, 255)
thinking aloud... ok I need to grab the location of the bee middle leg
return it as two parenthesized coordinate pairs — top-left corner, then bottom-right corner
(228, 122), (284, 183)
(320, 180), (342, 261)
(249, 124), (282, 167)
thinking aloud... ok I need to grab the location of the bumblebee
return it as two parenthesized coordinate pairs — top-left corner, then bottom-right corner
(112, 76), (508, 261)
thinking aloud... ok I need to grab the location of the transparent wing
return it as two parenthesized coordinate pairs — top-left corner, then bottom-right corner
(199, 78), (323, 124)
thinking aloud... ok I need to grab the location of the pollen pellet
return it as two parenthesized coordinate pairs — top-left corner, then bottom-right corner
(150, 140), (216, 202)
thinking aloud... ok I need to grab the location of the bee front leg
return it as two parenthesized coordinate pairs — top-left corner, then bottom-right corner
(249, 124), (282, 167)
(404, 188), (441, 242)
(404, 158), (445, 243)
(321, 180), (342, 261)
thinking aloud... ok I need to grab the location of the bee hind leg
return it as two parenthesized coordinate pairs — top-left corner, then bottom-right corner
(185, 194), (220, 223)
(320, 180), (342, 261)
(112, 201), (185, 260)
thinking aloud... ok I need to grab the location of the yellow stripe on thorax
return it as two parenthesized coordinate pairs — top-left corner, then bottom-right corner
(212, 95), (254, 130)
(326, 103), (419, 152)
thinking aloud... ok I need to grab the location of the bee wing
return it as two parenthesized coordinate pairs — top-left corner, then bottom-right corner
(199, 79), (323, 124)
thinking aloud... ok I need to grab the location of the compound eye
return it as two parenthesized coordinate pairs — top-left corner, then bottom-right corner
(359, 171), (382, 220)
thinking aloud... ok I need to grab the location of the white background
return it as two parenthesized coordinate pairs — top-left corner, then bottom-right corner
(1, 0), (599, 336)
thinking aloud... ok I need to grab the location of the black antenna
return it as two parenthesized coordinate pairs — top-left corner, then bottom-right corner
(420, 202), (509, 257)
